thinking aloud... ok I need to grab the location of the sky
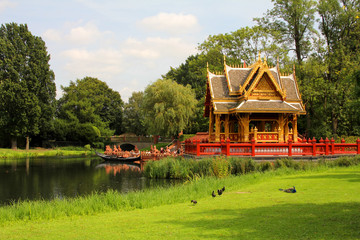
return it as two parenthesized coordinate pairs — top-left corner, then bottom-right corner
(0, 0), (274, 102)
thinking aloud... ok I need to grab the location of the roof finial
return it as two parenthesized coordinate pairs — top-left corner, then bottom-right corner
(258, 51), (261, 62)
(263, 55), (267, 67)
(243, 60), (246, 68)
(207, 62), (209, 72)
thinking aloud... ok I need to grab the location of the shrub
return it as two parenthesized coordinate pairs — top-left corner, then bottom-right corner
(212, 157), (231, 178)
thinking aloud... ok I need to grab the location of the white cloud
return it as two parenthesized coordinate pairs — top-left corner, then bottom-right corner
(43, 22), (109, 46)
(62, 48), (123, 78)
(0, 0), (17, 12)
(122, 37), (197, 60)
(138, 12), (200, 35)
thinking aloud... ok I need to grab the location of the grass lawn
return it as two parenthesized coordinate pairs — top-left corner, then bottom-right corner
(1, 166), (359, 239)
(0, 147), (94, 158)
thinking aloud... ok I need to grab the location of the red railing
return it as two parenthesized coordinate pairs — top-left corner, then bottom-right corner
(184, 137), (360, 157)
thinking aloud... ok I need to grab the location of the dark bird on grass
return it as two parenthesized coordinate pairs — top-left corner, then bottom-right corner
(212, 191), (216, 198)
(217, 189), (223, 196)
(279, 186), (296, 193)
(221, 186), (225, 192)
(191, 200), (197, 205)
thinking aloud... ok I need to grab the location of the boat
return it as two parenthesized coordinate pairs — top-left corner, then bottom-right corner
(95, 151), (141, 162)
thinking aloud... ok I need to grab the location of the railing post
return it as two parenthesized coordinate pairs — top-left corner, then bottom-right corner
(325, 137), (330, 155)
(312, 137), (317, 156)
(357, 138), (360, 154)
(251, 138), (256, 156)
(254, 127), (258, 143)
(196, 139), (201, 156)
(288, 139), (292, 156)
(341, 138), (345, 152)
(331, 138), (335, 155)
(226, 138), (231, 156)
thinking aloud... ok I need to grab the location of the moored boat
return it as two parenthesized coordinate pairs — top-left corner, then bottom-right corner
(95, 151), (141, 162)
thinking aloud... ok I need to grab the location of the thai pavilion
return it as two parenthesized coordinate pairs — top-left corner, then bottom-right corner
(204, 55), (306, 143)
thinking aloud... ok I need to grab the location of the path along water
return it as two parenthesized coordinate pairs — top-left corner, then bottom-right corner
(0, 157), (181, 206)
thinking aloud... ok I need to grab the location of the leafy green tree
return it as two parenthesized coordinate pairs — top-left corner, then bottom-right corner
(255, 0), (317, 65)
(142, 79), (197, 137)
(199, 26), (284, 64)
(57, 77), (123, 144)
(0, 23), (56, 149)
(316, 0), (360, 136)
(123, 91), (147, 136)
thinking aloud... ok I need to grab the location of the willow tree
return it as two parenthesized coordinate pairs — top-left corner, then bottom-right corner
(0, 23), (56, 149)
(142, 79), (197, 137)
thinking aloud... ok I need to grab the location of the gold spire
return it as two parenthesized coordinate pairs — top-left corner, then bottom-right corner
(263, 55), (268, 67)
(258, 51), (261, 62)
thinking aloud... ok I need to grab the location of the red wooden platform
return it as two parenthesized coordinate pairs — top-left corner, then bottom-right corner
(184, 137), (360, 157)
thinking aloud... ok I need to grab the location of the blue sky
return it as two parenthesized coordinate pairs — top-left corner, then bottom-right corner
(0, 0), (273, 101)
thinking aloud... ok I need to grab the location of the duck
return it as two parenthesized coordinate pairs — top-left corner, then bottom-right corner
(221, 186), (225, 192)
(191, 200), (197, 205)
(212, 191), (216, 198)
(217, 189), (223, 196)
(279, 186), (296, 193)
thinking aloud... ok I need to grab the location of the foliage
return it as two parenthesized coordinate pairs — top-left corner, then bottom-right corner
(142, 78), (197, 137)
(255, 0), (317, 64)
(123, 91), (146, 136)
(56, 77), (123, 145)
(0, 23), (56, 148)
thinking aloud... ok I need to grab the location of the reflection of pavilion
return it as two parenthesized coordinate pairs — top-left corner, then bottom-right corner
(204, 55), (306, 143)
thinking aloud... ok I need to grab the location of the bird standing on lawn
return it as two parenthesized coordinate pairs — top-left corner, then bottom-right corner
(212, 191), (216, 198)
(217, 189), (223, 196)
(221, 186), (225, 192)
(279, 186), (296, 193)
(191, 200), (197, 205)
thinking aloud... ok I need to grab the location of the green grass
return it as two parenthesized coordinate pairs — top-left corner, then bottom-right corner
(0, 147), (96, 159)
(0, 165), (360, 239)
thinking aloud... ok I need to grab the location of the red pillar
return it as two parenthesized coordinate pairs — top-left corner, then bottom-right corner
(226, 138), (231, 156)
(288, 139), (293, 157)
(251, 138), (256, 156)
(325, 137), (330, 155)
(196, 139), (200, 156)
(312, 137), (317, 156)
(331, 138), (335, 155)
(357, 139), (360, 154)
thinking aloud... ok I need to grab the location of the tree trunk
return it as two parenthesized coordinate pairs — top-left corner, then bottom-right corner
(11, 137), (17, 150)
(26, 136), (30, 150)
(332, 112), (338, 136)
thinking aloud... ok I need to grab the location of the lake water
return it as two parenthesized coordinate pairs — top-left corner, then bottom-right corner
(0, 157), (181, 206)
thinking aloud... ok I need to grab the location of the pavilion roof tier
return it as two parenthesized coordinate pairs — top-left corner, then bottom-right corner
(206, 55), (306, 116)
(212, 100), (305, 114)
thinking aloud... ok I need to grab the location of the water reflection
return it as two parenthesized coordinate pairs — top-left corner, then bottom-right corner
(0, 157), (182, 206)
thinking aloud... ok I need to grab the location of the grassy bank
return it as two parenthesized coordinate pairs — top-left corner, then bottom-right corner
(0, 147), (96, 159)
(144, 155), (360, 179)
(0, 165), (359, 239)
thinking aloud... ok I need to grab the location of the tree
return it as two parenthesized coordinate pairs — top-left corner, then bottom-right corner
(199, 25), (285, 64)
(255, 0), (317, 65)
(57, 77), (124, 144)
(123, 91), (147, 136)
(0, 23), (56, 149)
(142, 79), (197, 137)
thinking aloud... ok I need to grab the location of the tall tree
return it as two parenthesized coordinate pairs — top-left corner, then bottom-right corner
(0, 23), (56, 149)
(316, 0), (360, 136)
(199, 26), (286, 65)
(142, 79), (197, 137)
(255, 0), (317, 65)
(57, 77), (123, 144)
(123, 91), (147, 136)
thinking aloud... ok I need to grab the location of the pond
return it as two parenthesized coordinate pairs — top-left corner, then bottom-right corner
(0, 157), (181, 206)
